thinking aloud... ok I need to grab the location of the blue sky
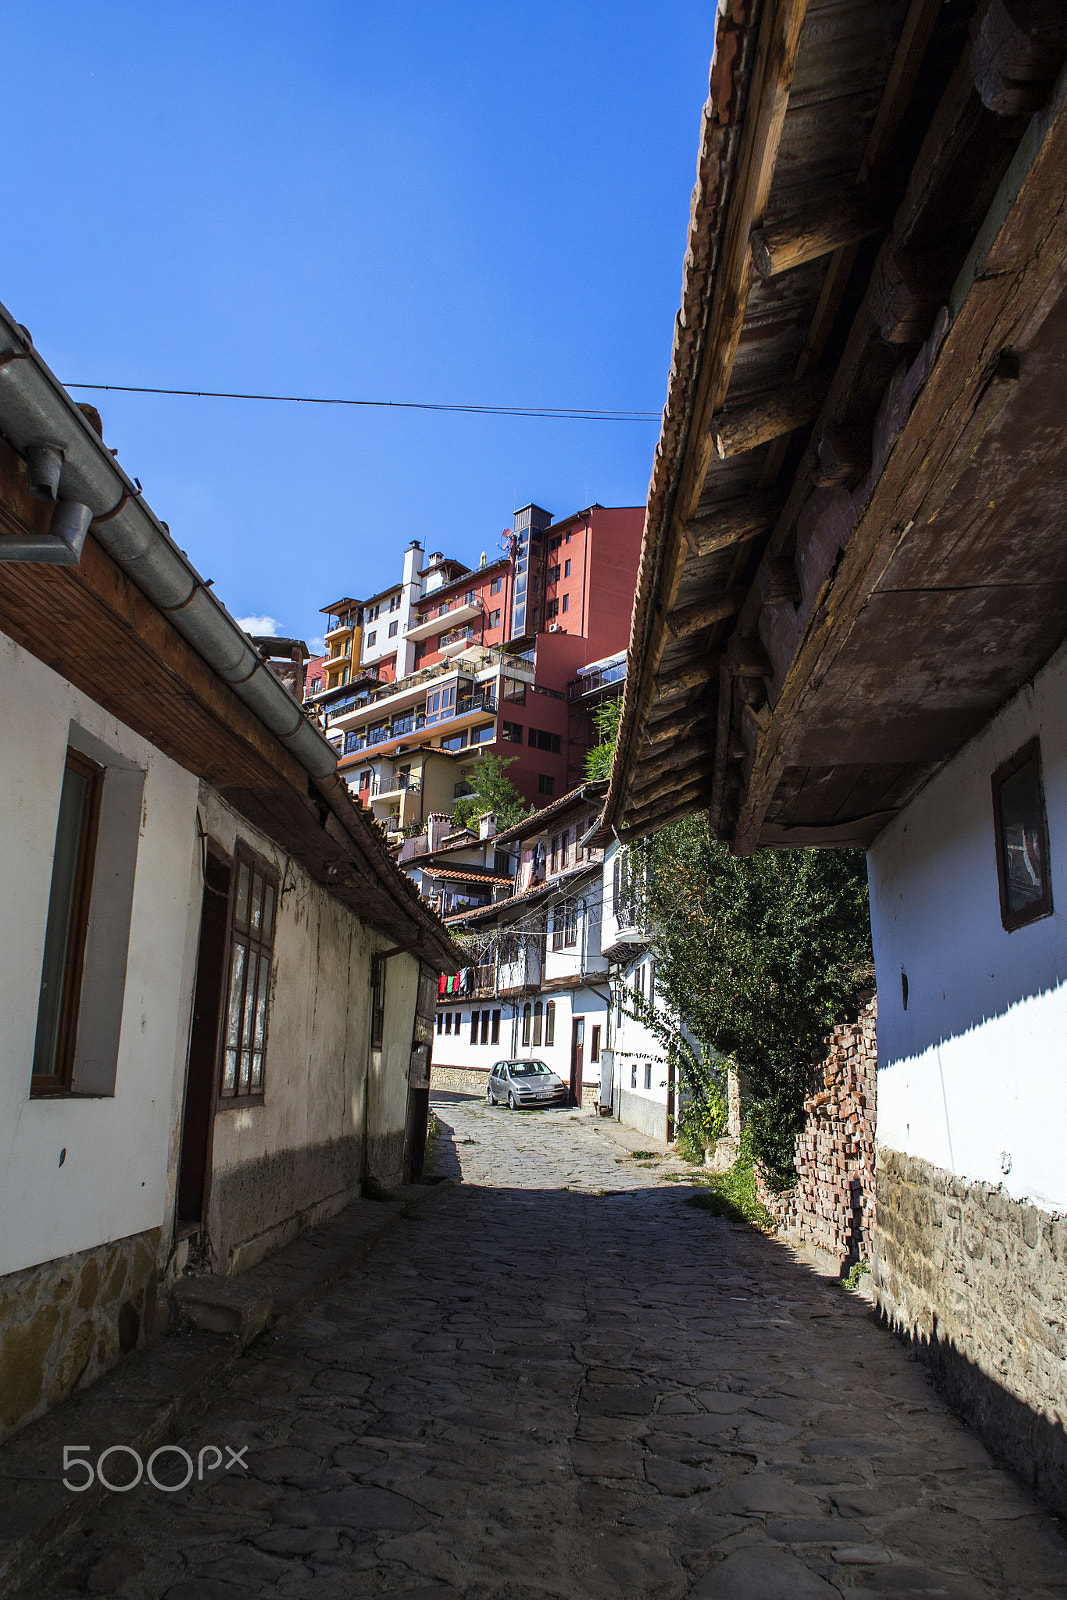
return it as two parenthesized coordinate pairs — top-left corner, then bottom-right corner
(6, 2), (710, 651)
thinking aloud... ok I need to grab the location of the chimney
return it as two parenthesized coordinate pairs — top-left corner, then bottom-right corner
(478, 811), (497, 840)
(427, 812), (450, 851)
(402, 540), (423, 592)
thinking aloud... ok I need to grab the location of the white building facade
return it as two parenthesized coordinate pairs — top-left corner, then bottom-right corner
(866, 638), (1067, 1503)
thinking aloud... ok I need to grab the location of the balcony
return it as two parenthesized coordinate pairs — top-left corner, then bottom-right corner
(405, 598), (482, 641)
(324, 619), (355, 643)
(374, 776), (422, 802)
(327, 644), (530, 732)
(438, 626), (477, 655)
(567, 656), (626, 702)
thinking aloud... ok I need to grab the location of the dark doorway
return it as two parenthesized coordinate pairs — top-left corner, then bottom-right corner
(177, 850), (231, 1224)
(570, 1015), (585, 1107)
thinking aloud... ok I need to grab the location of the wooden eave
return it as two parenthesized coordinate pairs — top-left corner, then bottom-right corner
(0, 443), (461, 969)
(604, 0), (1067, 852)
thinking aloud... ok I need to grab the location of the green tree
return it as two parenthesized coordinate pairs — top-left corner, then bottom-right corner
(637, 815), (873, 1188)
(584, 698), (621, 780)
(450, 751), (532, 832)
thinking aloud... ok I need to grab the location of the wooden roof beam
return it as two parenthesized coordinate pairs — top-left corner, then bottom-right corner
(711, 371), (830, 461)
(622, 797), (710, 843)
(624, 777), (710, 828)
(666, 587), (747, 641)
(682, 496), (782, 559)
(750, 189), (887, 280)
(651, 654), (721, 702)
(645, 702), (713, 746)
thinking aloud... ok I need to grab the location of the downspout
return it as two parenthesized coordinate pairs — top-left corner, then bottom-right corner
(0, 308), (337, 781)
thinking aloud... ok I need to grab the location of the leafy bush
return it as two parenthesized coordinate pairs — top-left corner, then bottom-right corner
(638, 816), (873, 1189)
(683, 1133), (772, 1228)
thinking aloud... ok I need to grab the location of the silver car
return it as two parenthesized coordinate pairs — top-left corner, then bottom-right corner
(487, 1058), (568, 1109)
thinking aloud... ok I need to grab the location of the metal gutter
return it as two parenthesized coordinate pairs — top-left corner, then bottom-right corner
(0, 304), (337, 782)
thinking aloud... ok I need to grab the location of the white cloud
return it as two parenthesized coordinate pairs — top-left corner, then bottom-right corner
(235, 614), (281, 636)
(306, 635), (326, 656)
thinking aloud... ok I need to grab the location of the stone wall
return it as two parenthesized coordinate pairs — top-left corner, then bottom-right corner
(431, 1064), (487, 1096)
(0, 1228), (162, 1444)
(757, 998), (877, 1273)
(875, 1147), (1067, 1516)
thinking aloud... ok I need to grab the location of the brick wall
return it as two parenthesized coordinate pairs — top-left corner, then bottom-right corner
(756, 997), (877, 1272)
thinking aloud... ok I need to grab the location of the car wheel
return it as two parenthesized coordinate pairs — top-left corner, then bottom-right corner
(508, 1091), (517, 1110)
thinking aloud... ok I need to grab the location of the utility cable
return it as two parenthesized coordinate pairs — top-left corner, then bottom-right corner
(64, 382), (661, 424)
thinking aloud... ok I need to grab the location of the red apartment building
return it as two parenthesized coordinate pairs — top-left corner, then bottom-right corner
(305, 503), (643, 829)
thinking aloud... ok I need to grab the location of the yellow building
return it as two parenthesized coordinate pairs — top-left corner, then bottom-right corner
(320, 597), (362, 694)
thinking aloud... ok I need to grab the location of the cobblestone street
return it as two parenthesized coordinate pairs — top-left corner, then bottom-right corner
(24, 1096), (1067, 1600)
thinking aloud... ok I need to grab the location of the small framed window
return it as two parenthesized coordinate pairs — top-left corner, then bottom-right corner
(488, 609), (501, 628)
(522, 1003), (531, 1047)
(491, 1009), (501, 1045)
(631, 1062), (637, 1089)
(366, 631), (377, 647)
(590, 1024), (600, 1062)
(992, 739), (1052, 931)
(644, 1062), (652, 1090)
(437, 1013), (443, 1034)
(470, 1011), (478, 1045)
(545, 1001), (555, 1047)
(220, 847), (279, 1101)
(490, 577), (502, 595)
(388, 620), (398, 637)
(539, 775), (555, 797)
(31, 749), (103, 1095)
(562, 594), (569, 613)
(480, 1009), (491, 1045)
(564, 559), (571, 578)
(532, 1002), (543, 1047)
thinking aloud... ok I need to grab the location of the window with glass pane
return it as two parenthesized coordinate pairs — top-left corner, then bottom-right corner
(31, 749), (103, 1095)
(992, 739), (1053, 931)
(220, 848), (278, 1100)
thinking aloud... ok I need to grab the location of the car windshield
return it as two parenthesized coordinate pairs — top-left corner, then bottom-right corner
(509, 1061), (550, 1077)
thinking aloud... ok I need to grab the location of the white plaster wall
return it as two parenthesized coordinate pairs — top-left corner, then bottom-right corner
(612, 952), (668, 1112)
(0, 633), (200, 1276)
(195, 789), (375, 1181)
(868, 639), (1067, 1214)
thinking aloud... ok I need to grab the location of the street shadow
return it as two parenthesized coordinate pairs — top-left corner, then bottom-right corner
(422, 1115), (1067, 1525)
(880, 1305), (1067, 1519)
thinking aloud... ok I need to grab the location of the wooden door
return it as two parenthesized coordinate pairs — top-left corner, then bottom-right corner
(570, 1015), (585, 1107)
(177, 851), (231, 1224)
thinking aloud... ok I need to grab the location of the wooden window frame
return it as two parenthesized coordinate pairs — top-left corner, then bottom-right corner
(218, 844), (279, 1106)
(991, 738), (1053, 932)
(544, 1001), (555, 1047)
(31, 748), (104, 1097)
(522, 1003), (531, 1047)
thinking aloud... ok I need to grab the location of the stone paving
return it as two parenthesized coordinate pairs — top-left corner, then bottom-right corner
(22, 1095), (1067, 1599)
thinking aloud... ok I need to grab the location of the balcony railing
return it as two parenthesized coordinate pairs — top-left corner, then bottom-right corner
(439, 625), (477, 649)
(567, 658), (627, 701)
(341, 692), (497, 756)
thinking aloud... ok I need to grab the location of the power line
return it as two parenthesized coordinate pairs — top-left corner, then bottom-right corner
(64, 381), (662, 424)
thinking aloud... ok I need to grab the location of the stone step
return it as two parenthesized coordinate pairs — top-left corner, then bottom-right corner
(171, 1276), (274, 1344)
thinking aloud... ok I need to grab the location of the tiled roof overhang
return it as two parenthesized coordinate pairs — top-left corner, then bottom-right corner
(601, 0), (1067, 853)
